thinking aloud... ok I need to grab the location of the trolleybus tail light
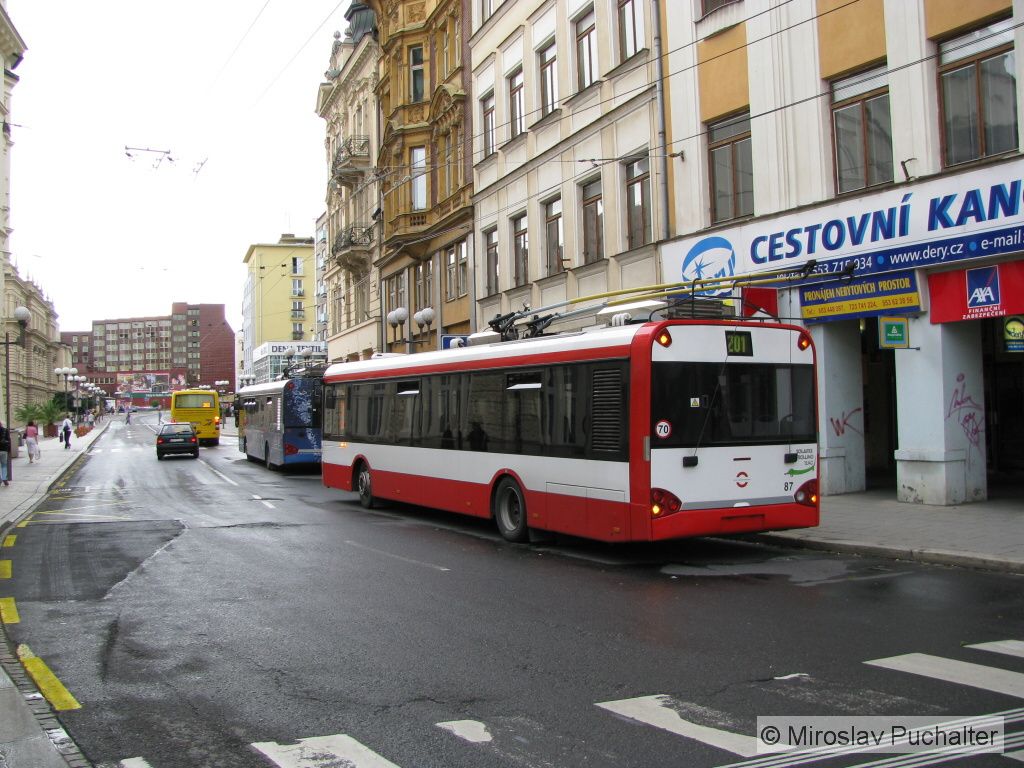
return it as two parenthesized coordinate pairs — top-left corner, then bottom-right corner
(214, 416), (221, 425)
(797, 331), (812, 351)
(651, 488), (682, 518)
(656, 330), (673, 348)
(794, 479), (818, 507)
(284, 443), (299, 456)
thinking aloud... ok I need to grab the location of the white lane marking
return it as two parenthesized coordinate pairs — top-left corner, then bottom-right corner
(596, 695), (757, 757)
(344, 540), (451, 572)
(436, 720), (493, 743)
(967, 640), (1024, 659)
(773, 673), (809, 680)
(120, 759), (155, 768)
(865, 653), (1024, 698)
(252, 734), (401, 767)
(110, 448), (122, 453)
(199, 459), (239, 486)
(251, 493), (275, 510)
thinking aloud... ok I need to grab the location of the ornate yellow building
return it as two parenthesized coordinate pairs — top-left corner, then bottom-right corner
(367, 0), (473, 352)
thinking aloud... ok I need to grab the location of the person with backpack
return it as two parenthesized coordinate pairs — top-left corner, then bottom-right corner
(61, 415), (73, 449)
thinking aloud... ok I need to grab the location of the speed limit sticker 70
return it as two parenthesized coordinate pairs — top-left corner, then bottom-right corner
(655, 420), (672, 438)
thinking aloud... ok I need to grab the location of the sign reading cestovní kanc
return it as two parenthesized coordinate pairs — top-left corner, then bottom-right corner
(661, 158), (1024, 283)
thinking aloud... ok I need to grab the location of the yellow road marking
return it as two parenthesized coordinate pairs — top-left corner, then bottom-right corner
(33, 510), (133, 521)
(0, 597), (19, 623)
(36, 501), (130, 513)
(0, 560), (9, 579)
(16, 520), (29, 528)
(16, 645), (81, 711)
(2, 535), (15, 547)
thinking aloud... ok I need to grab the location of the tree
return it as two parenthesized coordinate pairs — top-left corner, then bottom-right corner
(14, 403), (43, 425)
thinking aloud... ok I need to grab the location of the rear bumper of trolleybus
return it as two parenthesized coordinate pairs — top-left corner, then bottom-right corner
(647, 500), (820, 540)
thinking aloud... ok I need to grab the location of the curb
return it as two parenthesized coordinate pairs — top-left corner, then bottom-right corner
(755, 533), (1024, 575)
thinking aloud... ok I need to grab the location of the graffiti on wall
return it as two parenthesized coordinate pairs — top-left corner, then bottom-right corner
(946, 372), (984, 466)
(829, 407), (863, 437)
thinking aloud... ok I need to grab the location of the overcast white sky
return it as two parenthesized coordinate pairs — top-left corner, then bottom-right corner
(8, 0), (352, 333)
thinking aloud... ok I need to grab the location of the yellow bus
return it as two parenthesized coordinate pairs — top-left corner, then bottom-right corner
(169, 389), (221, 446)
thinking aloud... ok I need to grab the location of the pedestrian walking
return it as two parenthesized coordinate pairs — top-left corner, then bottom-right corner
(24, 420), (40, 463)
(61, 415), (73, 449)
(0, 421), (10, 485)
(125, 409), (132, 425)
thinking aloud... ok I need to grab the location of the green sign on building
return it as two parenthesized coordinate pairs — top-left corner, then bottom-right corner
(878, 317), (909, 349)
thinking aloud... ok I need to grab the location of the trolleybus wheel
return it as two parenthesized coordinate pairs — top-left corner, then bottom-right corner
(356, 462), (375, 509)
(493, 477), (529, 543)
(264, 442), (276, 471)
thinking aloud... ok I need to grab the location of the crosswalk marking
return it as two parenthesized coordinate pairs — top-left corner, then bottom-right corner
(966, 640), (1024, 659)
(865, 653), (1024, 698)
(252, 734), (401, 767)
(436, 720), (493, 743)
(596, 695), (758, 757)
(119, 759), (155, 768)
(1006, 748), (1024, 762)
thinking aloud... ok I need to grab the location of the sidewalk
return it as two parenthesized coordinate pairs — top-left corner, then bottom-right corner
(758, 488), (1024, 574)
(1, 422), (107, 768)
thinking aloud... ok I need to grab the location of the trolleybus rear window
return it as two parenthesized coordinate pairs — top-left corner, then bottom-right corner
(174, 394), (215, 409)
(651, 362), (815, 447)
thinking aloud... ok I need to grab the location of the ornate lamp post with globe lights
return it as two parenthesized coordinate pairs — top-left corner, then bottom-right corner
(54, 366), (79, 418)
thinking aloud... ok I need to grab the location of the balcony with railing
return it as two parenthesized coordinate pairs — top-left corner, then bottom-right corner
(332, 224), (375, 273)
(331, 136), (371, 188)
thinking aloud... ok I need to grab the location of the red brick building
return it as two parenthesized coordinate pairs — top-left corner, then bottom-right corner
(61, 303), (235, 401)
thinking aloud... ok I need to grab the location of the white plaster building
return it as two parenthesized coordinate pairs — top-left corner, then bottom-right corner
(470, 0), (669, 335)
(658, 0), (1024, 504)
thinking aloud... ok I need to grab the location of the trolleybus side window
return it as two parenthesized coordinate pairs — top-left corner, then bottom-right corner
(323, 384), (344, 440)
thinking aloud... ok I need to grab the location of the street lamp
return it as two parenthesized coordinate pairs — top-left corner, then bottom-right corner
(54, 366), (79, 417)
(4, 306), (30, 480)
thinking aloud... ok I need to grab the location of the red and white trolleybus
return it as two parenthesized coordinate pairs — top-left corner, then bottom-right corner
(320, 319), (819, 543)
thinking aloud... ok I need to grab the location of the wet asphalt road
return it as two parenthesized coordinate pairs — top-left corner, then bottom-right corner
(2, 412), (1022, 768)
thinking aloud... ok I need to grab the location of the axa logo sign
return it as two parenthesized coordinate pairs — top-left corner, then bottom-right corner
(681, 236), (736, 296)
(966, 266), (1001, 309)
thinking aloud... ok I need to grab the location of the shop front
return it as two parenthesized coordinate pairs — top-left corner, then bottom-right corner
(661, 158), (1024, 505)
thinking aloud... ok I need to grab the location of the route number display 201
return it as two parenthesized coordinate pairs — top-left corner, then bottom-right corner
(725, 330), (754, 356)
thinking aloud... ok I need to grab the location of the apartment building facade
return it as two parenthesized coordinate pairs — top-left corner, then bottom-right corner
(241, 234), (316, 377)
(470, 0), (667, 339)
(63, 303), (235, 396)
(369, 0), (474, 353)
(317, 3), (384, 362)
(658, 0), (1023, 504)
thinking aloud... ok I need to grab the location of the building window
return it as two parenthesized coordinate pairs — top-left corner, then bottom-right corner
(581, 178), (604, 263)
(625, 156), (651, 249)
(414, 260), (432, 310)
(292, 278), (304, 296)
(539, 43), (558, 117)
(512, 214), (529, 286)
(939, 19), (1017, 167)
(292, 256), (303, 274)
(482, 94), (496, 156)
(545, 198), (564, 274)
(702, 0), (734, 13)
(832, 67), (893, 194)
(576, 9), (598, 91)
(445, 241), (469, 300)
(386, 272), (407, 315)
(410, 45), (425, 102)
(618, 0), (644, 61)
(441, 27), (450, 78)
(482, 0), (492, 21)
(411, 146), (427, 210)
(708, 112), (753, 223)
(485, 228), (499, 295)
(509, 68), (525, 139)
